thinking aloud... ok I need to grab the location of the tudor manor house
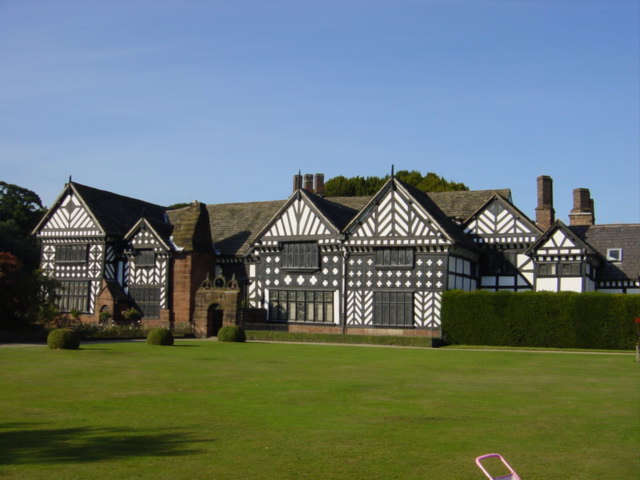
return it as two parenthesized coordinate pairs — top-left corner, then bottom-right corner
(33, 173), (640, 338)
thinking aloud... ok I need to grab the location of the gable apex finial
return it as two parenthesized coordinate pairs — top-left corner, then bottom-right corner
(68, 175), (72, 184)
(391, 165), (395, 178)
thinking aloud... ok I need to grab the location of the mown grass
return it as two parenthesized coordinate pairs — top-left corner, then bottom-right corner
(0, 340), (637, 480)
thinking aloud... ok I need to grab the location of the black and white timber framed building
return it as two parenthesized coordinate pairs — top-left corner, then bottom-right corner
(33, 173), (640, 335)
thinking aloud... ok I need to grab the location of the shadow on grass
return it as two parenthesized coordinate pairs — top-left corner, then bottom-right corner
(0, 422), (209, 465)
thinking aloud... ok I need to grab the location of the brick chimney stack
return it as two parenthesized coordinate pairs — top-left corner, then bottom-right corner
(304, 174), (314, 192)
(535, 175), (555, 231)
(314, 173), (325, 196)
(292, 173), (302, 192)
(569, 188), (595, 226)
(293, 172), (326, 195)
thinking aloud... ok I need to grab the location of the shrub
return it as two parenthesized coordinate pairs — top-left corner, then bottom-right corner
(121, 307), (141, 322)
(147, 327), (174, 346)
(47, 328), (80, 350)
(217, 325), (246, 342)
(441, 290), (640, 349)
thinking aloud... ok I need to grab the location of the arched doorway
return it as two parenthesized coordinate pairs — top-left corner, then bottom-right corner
(207, 304), (224, 337)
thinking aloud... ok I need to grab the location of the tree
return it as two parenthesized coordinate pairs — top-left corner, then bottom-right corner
(324, 170), (468, 197)
(0, 181), (45, 232)
(0, 252), (59, 330)
(0, 182), (58, 331)
(0, 182), (46, 271)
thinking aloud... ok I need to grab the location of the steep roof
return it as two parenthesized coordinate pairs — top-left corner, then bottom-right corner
(398, 180), (477, 247)
(33, 181), (169, 237)
(319, 189), (511, 224)
(305, 192), (362, 231)
(169, 187), (514, 257)
(569, 224), (640, 281)
(71, 182), (168, 236)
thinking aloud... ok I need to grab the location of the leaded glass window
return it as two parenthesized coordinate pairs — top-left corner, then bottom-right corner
(281, 243), (319, 270)
(375, 248), (414, 268)
(55, 245), (88, 264)
(56, 280), (90, 312)
(269, 290), (333, 323)
(128, 286), (161, 318)
(373, 291), (414, 327)
(135, 250), (156, 267)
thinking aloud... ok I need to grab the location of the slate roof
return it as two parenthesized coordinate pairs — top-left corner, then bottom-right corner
(71, 182), (169, 237)
(305, 191), (362, 231)
(570, 224), (640, 281)
(428, 189), (512, 223)
(169, 187), (515, 257)
(313, 189), (511, 225)
(206, 200), (286, 256)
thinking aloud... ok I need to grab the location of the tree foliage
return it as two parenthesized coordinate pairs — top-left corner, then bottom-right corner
(0, 181), (46, 232)
(324, 170), (468, 197)
(0, 182), (58, 330)
(0, 181), (46, 270)
(0, 252), (59, 330)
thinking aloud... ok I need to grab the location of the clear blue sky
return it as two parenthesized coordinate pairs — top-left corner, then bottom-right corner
(1, 0), (638, 225)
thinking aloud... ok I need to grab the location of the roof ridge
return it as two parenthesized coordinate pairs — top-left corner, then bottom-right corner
(71, 181), (166, 209)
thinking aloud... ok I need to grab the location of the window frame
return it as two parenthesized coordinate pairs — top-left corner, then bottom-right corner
(55, 245), (88, 264)
(537, 263), (557, 277)
(135, 249), (156, 267)
(268, 290), (334, 323)
(373, 291), (414, 327)
(374, 248), (414, 269)
(55, 280), (90, 313)
(281, 242), (319, 271)
(128, 285), (161, 318)
(606, 248), (622, 263)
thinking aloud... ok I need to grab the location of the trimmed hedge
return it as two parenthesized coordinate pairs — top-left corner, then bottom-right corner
(147, 327), (174, 346)
(442, 290), (639, 350)
(217, 325), (246, 343)
(47, 328), (80, 350)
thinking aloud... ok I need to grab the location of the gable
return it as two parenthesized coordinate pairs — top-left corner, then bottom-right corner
(529, 222), (593, 258)
(463, 197), (539, 244)
(128, 226), (169, 251)
(346, 184), (450, 245)
(261, 194), (336, 239)
(125, 219), (172, 252)
(38, 191), (103, 237)
(536, 229), (583, 257)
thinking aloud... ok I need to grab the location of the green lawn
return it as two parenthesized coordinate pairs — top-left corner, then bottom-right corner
(0, 340), (637, 480)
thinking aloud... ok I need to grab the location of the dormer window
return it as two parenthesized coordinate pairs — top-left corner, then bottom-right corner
(281, 242), (319, 270)
(606, 248), (622, 262)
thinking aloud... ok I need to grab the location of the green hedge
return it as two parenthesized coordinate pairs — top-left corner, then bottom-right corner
(441, 290), (639, 350)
